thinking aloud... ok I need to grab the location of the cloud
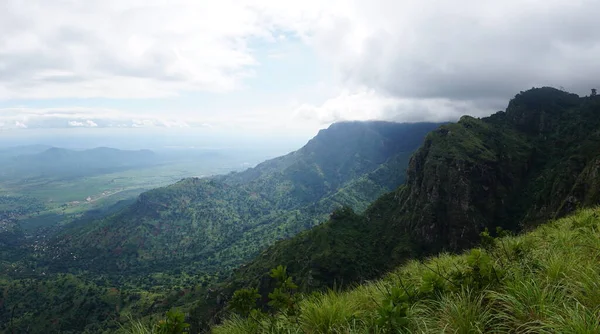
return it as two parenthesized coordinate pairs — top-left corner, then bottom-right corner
(286, 0), (600, 124)
(294, 88), (499, 124)
(0, 107), (202, 129)
(0, 0), (281, 99)
(68, 121), (85, 127)
(308, 0), (600, 104)
(1, 0), (599, 128)
(67, 120), (99, 127)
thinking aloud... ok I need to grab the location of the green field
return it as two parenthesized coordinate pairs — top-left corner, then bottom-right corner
(0, 161), (243, 231)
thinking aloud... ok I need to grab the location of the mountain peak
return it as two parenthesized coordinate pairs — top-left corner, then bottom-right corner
(505, 87), (580, 134)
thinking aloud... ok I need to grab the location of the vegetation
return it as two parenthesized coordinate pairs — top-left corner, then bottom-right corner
(3, 87), (600, 333)
(39, 122), (438, 279)
(222, 88), (600, 297)
(215, 207), (600, 333)
(0, 121), (438, 333)
(0, 146), (249, 233)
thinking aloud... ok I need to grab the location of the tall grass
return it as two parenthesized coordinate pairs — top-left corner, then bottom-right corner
(212, 208), (600, 333)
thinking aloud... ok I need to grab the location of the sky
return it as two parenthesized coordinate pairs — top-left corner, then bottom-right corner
(1, 0), (599, 149)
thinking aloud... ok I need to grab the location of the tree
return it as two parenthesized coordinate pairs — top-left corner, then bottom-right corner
(267, 265), (298, 315)
(156, 309), (190, 334)
(592, 88), (597, 96)
(229, 288), (260, 317)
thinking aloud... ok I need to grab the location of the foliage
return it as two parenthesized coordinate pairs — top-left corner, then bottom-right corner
(2, 121), (438, 333)
(9, 87), (600, 333)
(376, 286), (410, 332)
(267, 265), (298, 315)
(41, 121), (437, 279)
(156, 309), (190, 334)
(229, 288), (260, 317)
(214, 207), (600, 333)
(121, 309), (190, 334)
(223, 87), (600, 303)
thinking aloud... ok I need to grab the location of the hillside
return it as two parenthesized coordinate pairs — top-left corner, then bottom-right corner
(214, 207), (600, 333)
(0, 121), (440, 333)
(41, 122), (440, 279)
(212, 88), (600, 322)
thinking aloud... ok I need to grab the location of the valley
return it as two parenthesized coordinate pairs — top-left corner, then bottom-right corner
(0, 121), (440, 333)
(1, 88), (600, 334)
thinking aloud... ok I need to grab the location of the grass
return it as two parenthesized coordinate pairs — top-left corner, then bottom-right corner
(212, 208), (600, 333)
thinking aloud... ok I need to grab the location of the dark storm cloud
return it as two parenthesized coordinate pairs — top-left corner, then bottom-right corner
(333, 0), (600, 106)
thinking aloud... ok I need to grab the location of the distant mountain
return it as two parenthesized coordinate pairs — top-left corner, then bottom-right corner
(0, 144), (53, 159)
(224, 87), (600, 301)
(0, 147), (157, 180)
(43, 121), (441, 278)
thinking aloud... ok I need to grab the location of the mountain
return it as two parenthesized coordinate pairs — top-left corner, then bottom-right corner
(217, 88), (600, 314)
(0, 144), (53, 158)
(5, 87), (600, 333)
(0, 147), (157, 180)
(41, 121), (440, 279)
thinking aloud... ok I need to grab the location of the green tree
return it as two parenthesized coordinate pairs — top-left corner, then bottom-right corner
(267, 265), (298, 315)
(229, 288), (260, 317)
(156, 309), (190, 334)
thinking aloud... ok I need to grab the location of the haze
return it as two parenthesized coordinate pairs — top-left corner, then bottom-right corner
(2, 0), (600, 147)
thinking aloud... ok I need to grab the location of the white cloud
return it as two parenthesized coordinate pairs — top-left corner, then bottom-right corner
(67, 120), (97, 127)
(294, 89), (396, 124)
(294, 88), (496, 124)
(158, 119), (191, 128)
(68, 121), (85, 127)
(1, 0), (599, 130)
(0, 0), (284, 99)
(0, 107), (202, 129)
(86, 120), (98, 127)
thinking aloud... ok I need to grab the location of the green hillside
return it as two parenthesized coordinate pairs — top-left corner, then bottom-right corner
(0, 121), (439, 333)
(0, 122), (439, 333)
(5, 87), (600, 334)
(214, 207), (600, 333)
(39, 122), (439, 280)
(226, 88), (600, 295)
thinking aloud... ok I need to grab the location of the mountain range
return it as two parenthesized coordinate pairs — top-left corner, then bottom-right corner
(0, 147), (158, 180)
(40, 122), (440, 280)
(187, 87), (600, 329)
(3, 87), (600, 333)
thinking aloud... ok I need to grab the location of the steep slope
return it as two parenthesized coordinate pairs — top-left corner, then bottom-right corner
(214, 207), (600, 334)
(44, 121), (440, 278)
(226, 88), (600, 300)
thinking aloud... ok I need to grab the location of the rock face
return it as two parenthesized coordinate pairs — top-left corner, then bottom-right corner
(393, 87), (600, 253)
(395, 116), (531, 251)
(230, 87), (600, 296)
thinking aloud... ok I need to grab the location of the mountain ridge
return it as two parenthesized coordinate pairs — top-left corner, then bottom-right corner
(211, 88), (600, 326)
(41, 121), (441, 280)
